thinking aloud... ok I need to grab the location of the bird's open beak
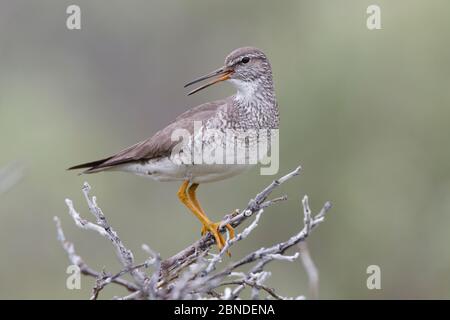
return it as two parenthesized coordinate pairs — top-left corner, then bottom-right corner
(184, 66), (233, 96)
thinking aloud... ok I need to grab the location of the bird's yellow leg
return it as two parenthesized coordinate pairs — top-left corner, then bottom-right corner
(188, 183), (235, 247)
(188, 184), (235, 239)
(177, 181), (226, 251)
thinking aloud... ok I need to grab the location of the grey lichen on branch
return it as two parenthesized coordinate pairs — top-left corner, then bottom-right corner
(54, 165), (332, 300)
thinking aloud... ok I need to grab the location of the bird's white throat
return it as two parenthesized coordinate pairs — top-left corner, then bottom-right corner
(228, 79), (259, 103)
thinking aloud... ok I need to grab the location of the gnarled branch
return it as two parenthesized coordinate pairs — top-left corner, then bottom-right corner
(54, 165), (332, 299)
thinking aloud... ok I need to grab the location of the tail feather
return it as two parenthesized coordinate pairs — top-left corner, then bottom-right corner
(67, 158), (111, 172)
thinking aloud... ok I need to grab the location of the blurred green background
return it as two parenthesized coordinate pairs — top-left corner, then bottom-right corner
(1, 0), (450, 299)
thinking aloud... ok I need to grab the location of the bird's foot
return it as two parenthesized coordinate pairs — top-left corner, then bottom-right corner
(201, 222), (235, 256)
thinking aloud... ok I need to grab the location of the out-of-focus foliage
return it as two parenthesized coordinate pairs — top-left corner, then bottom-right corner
(0, 0), (449, 299)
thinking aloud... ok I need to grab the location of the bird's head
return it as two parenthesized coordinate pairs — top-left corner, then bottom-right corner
(184, 47), (272, 97)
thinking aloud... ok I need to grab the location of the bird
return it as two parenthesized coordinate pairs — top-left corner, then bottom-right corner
(68, 47), (279, 252)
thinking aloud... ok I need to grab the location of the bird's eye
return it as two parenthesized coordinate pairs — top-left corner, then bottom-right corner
(241, 57), (250, 64)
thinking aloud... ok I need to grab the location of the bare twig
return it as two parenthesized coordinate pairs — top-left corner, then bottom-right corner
(81, 183), (147, 286)
(298, 242), (319, 299)
(218, 277), (282, 300)
(53, 216), (139, 292)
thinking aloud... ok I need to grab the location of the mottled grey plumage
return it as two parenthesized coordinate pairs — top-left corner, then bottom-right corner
(69, 47), (279, 183)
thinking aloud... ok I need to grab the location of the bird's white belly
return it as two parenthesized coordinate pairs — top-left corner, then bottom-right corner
(115, 158), (253, 183)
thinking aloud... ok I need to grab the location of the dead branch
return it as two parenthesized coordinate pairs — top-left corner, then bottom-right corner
(54, 165), (332, 299)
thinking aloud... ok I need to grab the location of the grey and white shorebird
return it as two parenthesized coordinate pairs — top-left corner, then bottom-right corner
(69, 47), (279, 252)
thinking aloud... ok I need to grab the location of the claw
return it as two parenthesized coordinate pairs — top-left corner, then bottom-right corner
(201, 222), (235, 256)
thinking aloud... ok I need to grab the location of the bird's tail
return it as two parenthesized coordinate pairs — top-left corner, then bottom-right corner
(67, 158), (111, 174)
